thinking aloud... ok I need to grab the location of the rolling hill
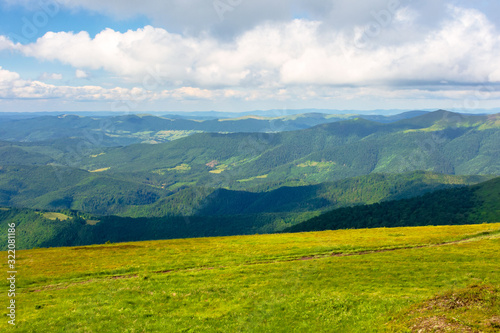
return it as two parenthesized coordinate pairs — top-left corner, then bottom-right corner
(0, 110), (498, 250)
(0, 165), (169, 216)
(192, 172), (489, 216)
(0, 111), (427, 145)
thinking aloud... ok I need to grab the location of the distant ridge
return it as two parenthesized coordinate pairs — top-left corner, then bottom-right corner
(0, 110), (436, 144)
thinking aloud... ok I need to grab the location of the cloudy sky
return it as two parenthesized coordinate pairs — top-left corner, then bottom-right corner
(0, 0), (500, 113)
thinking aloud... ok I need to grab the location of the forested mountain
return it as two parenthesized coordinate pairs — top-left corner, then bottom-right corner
(0, 112), (426, 145)
(0, 205), (315, 250)
(1, 110), (498, 204)
(285, 176), (500, 233)
(2, 175), (498, 250)
(0, 165), (166, 215)
(0, 110), (499, 249)
(1, 165), (486, 218)
(192, 172), (489, 216)
(0, 110), (433, 143)
(74, 111), (499, 188)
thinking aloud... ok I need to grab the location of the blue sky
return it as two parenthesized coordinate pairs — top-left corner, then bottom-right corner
(0, 0), (500, 113)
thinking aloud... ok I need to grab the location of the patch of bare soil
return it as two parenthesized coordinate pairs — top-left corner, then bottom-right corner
(411, 316), (474, 333)
(422, 285), (497, 311)
(405, 285), (500, 333)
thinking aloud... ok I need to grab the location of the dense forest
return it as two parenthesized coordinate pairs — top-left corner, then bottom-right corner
(2, 176), (498, 250)
(285, 177), (500, 233)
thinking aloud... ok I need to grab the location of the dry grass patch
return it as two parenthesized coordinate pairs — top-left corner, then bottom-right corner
(388, 284), (500, 333)
(411, 316), (474, 333)
(89, 167), (110, 172)
(42, 212), (71, 221)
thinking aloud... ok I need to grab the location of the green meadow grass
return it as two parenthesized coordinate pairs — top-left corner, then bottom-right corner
(40, 212), (71, 221)
(2, 223), (500, 332)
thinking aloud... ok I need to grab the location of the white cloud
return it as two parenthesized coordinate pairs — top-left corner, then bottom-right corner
(38, 72), (62, 81)
(0, 35), (16, 51)
(0, 66), (246, 103)
(0, 66), (21, 83)
(0, 66), (143, 100)
(75, 69), (88, 78)
(2, 66), (500, 114)
(5, 0), (498, 38)
(1, 3), (500, 110)
(6, 6), (500, 91)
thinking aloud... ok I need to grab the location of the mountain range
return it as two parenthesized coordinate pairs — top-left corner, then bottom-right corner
(2, 175), (498, 250)
(0, 109), (499, 249)
(0, 110), (435, 145)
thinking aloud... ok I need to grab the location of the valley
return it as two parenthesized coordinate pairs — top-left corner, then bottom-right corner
(1, 110), (499, 249)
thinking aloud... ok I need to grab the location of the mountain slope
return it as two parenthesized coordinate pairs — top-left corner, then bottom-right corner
(76, 111), (500, 189)
(0, 165), (170, 215)
(0, 163), (488, 218)
(193, 172), (490, 216)
(285, 176), (500, 233)
(2, 111), (498, 191)
(1, 173), (496, 250)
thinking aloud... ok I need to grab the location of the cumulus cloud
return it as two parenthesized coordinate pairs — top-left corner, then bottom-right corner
(0, 35), (16, 51)
(75, 69), (88, 78)
(38, 72), (62, 81)
(1, 66), (498, 105)
(0, 66), (247, 103)
(5, 6), (500, 90)
(0, 66), (146, 100)
(1, 2), (500, 109)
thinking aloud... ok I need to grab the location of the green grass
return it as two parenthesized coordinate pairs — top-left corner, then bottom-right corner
(41, 212), (71, 221)
(237, 174), (269, 182)
(296, 160), (336, 168)
(1, 223), (499, 332)
(168, 164), (191, 172)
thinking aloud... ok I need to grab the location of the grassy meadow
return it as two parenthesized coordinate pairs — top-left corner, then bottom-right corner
(2, 223), (500, 332)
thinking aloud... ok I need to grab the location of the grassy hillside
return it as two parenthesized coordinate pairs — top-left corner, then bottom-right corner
(1, 224), (499, 332)
(286, 176), (500, 233)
